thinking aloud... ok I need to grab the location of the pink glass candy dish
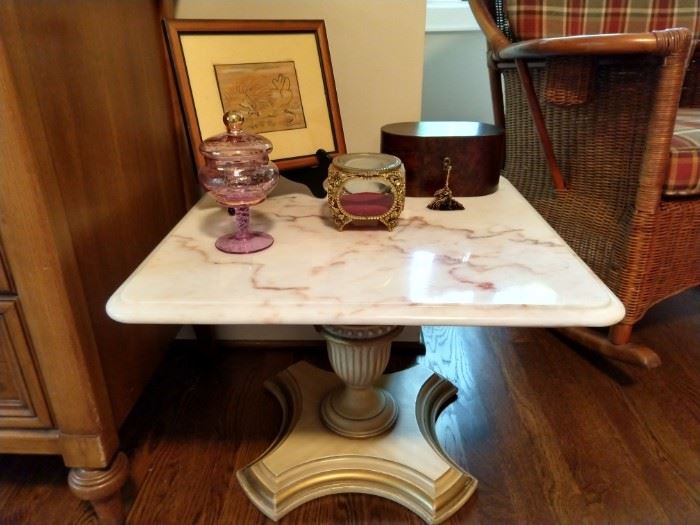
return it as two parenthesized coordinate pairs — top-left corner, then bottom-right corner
(198, 111), (279, 253)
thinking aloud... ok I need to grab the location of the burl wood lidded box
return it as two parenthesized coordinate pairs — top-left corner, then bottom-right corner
(380, 121), (504, 197)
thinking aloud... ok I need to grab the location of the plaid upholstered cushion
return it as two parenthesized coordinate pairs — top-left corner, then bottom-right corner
(505, 0), (699, 41)
(666, 108), (700, 196)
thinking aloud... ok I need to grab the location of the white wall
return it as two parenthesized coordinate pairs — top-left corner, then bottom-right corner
(422, 30), (493, 123)
(175, 0), (426, 153)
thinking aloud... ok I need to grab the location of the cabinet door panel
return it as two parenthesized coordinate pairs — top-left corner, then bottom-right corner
(0, 300), (52, 428)
(0, 251), (11, 292)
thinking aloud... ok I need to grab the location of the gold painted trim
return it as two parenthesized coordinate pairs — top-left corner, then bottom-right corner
(237, 362), (477, 524)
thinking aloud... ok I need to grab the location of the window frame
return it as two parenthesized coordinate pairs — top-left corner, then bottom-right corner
(426, 0), (480, 32)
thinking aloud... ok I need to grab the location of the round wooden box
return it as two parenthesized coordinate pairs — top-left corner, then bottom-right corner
(380, 121), (504, 197)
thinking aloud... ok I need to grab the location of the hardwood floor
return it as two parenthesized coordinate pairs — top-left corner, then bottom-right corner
(1, 288), (698, 525)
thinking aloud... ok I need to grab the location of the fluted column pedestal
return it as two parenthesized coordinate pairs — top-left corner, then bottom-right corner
(237, 325), (477, 524)
(319, 325), (401, 438)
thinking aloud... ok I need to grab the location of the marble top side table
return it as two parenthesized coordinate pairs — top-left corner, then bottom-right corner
(107, 178), (624, 524)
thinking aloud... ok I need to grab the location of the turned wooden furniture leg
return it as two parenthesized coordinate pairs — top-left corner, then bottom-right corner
(556, 326), (661, 368)
(68, 452), (129, 525)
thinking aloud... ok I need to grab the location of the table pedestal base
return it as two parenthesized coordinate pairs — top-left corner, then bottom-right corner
(237, 331), (477, 524)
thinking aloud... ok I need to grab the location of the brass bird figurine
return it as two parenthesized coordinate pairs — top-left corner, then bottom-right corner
(427, 157), (464, 211)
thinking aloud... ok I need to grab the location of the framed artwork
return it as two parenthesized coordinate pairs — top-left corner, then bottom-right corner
(164, 19), (346, 171)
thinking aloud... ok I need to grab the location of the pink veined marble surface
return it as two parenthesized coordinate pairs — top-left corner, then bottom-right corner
(106, 178), (624, 327)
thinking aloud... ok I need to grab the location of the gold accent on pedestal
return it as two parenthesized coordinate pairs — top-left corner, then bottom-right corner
(236, 324), (477, 524)
(326, 153), (406, 231)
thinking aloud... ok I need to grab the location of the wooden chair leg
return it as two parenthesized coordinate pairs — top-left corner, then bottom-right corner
(608, 323), (633, 345)
(68, 452), (129, 525)
(555, 325), (661, 369)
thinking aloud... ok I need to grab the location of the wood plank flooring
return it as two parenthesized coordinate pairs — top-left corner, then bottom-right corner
(1, 288), (698, 524)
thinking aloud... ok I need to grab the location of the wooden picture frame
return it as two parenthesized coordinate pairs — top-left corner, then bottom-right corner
(164, 19), (346, 171)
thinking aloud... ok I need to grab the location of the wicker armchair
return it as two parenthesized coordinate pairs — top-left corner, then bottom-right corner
(470, 0), (700, 368)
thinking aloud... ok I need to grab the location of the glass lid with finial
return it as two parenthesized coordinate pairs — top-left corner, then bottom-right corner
(198, 111), (279, 254)
(199, 111), (275, 161)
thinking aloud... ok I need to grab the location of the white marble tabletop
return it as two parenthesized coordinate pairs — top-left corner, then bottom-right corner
(107, 178), (624, 327)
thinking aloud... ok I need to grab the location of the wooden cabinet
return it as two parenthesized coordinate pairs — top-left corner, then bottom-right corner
(0, 253), (11, 293)
(0, 300), (52, 429)
(0, 0), (196, 522)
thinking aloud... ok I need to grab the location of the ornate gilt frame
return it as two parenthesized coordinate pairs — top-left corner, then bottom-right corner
(326, 156), (406, 231)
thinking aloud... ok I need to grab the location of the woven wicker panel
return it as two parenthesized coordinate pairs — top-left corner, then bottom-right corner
(545, 56), (596, 106)
(502, 58), (685, 323)
(621, 199), (700, 316)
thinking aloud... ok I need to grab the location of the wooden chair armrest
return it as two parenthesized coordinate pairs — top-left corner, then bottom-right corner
(494, 30), (692, 61)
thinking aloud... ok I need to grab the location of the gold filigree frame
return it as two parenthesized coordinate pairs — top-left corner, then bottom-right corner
(327, 159), (406, 231)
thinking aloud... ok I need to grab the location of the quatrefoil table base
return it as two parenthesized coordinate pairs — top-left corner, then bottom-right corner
(236, 325), (477, 524)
